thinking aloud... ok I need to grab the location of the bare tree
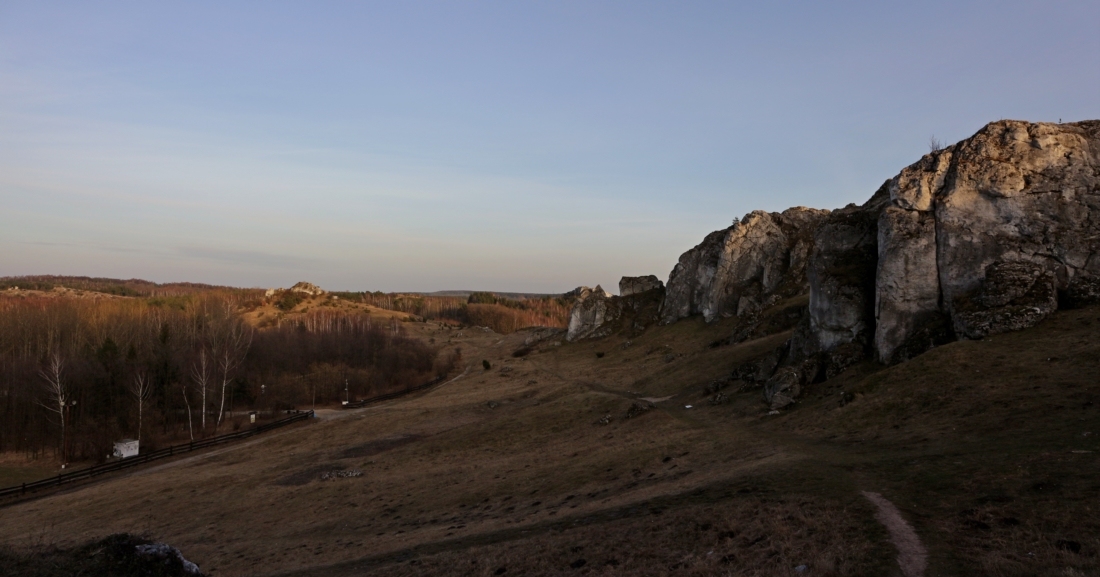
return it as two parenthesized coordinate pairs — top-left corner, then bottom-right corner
(214, 321), (252, 431)
(129, 372), (152, 442)
(928, 135), (945, 153)
(181, 381), (195, 441)
(190, 346), (212, 436)
(37, 353), (70, 460)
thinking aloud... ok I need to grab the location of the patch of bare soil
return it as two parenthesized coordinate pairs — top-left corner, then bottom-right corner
(338, 435), (421, 459)
(273, 465), (341, 487)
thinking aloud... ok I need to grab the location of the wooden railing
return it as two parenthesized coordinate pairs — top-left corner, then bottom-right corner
(0, 410), (314, 499)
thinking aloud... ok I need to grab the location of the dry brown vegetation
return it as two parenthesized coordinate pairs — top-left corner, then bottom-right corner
(0, 297), (1097, 576)
(343, 292), (573, 334)
(0, 289), (446, 464)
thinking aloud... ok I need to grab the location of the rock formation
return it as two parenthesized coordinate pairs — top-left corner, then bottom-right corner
(569, 119), (1100, 408)
(565, 277), (666, 342)
(660, 207), (831, 325)
(760, 120), (1099, 405)
(874, 120), (1100, 362)
(565, 286), (617, 342)
(290, 282), (325, 296)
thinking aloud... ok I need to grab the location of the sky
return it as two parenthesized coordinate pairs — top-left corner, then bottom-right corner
(1, 1), (1097, 293)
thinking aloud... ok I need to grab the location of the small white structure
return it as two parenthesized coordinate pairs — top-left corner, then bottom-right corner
(113, 439), (139, 459)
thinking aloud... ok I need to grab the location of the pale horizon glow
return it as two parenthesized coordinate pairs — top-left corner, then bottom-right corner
(1, 2), (1097, 293)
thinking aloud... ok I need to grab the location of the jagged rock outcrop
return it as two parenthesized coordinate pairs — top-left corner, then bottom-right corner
(566, 286), (617, 342)
(660, 207), (831, 325)
(565, 278), (666, 342)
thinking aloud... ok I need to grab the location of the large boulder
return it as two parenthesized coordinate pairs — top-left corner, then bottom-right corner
(660, 207), (831, 324)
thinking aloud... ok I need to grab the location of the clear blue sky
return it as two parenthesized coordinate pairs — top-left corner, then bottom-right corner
(2, 1), (1096, 293)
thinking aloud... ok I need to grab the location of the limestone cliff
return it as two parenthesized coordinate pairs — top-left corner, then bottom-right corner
(568, 119), (1100, 409)
(758, 119), (1100, 407)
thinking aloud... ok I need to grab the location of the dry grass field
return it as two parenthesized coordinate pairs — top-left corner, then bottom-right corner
(2, 302), (1099, 576)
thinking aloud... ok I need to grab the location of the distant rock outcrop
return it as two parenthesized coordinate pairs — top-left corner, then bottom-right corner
(266, 282), (326, 298)
(290, 282), (325, 296)
(565, 277), (666, 342)
(660, 207), (831, 325)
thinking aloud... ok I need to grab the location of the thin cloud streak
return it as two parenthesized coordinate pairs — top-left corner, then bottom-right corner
(174, 246), (323, 270)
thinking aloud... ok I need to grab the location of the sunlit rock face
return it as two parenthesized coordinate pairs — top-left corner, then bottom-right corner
(660, 207), (831, 325)
(874, 120), (1100, 362)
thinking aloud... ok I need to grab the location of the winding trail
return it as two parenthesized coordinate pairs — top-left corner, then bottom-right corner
(861, 491), (928, 577)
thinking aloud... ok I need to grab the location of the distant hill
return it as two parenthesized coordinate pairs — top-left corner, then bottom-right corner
(0, 275), (243, 297)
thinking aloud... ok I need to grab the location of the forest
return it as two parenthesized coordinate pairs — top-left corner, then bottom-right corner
(0, 292), (453, 464)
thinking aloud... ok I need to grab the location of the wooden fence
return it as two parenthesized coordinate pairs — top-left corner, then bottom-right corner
(0, 410), (314, 499)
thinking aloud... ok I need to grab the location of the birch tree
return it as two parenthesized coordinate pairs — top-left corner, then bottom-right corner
(129, 372), (152, 442)
(214, 321), (252, 431)
(37, 353), (70, 460)
(190, 346), (212, 436)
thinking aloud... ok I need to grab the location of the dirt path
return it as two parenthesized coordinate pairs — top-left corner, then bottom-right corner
(861, 491), (927, 577)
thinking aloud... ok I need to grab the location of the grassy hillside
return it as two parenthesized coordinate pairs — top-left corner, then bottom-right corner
(0, 302), (1097, 576)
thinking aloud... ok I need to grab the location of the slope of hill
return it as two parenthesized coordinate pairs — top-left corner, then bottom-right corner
(1, 301), (1096, 576)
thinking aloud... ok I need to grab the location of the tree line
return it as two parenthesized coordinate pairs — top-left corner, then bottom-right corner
(0, 293), (452, 463)
(0, 274), (254, 298)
